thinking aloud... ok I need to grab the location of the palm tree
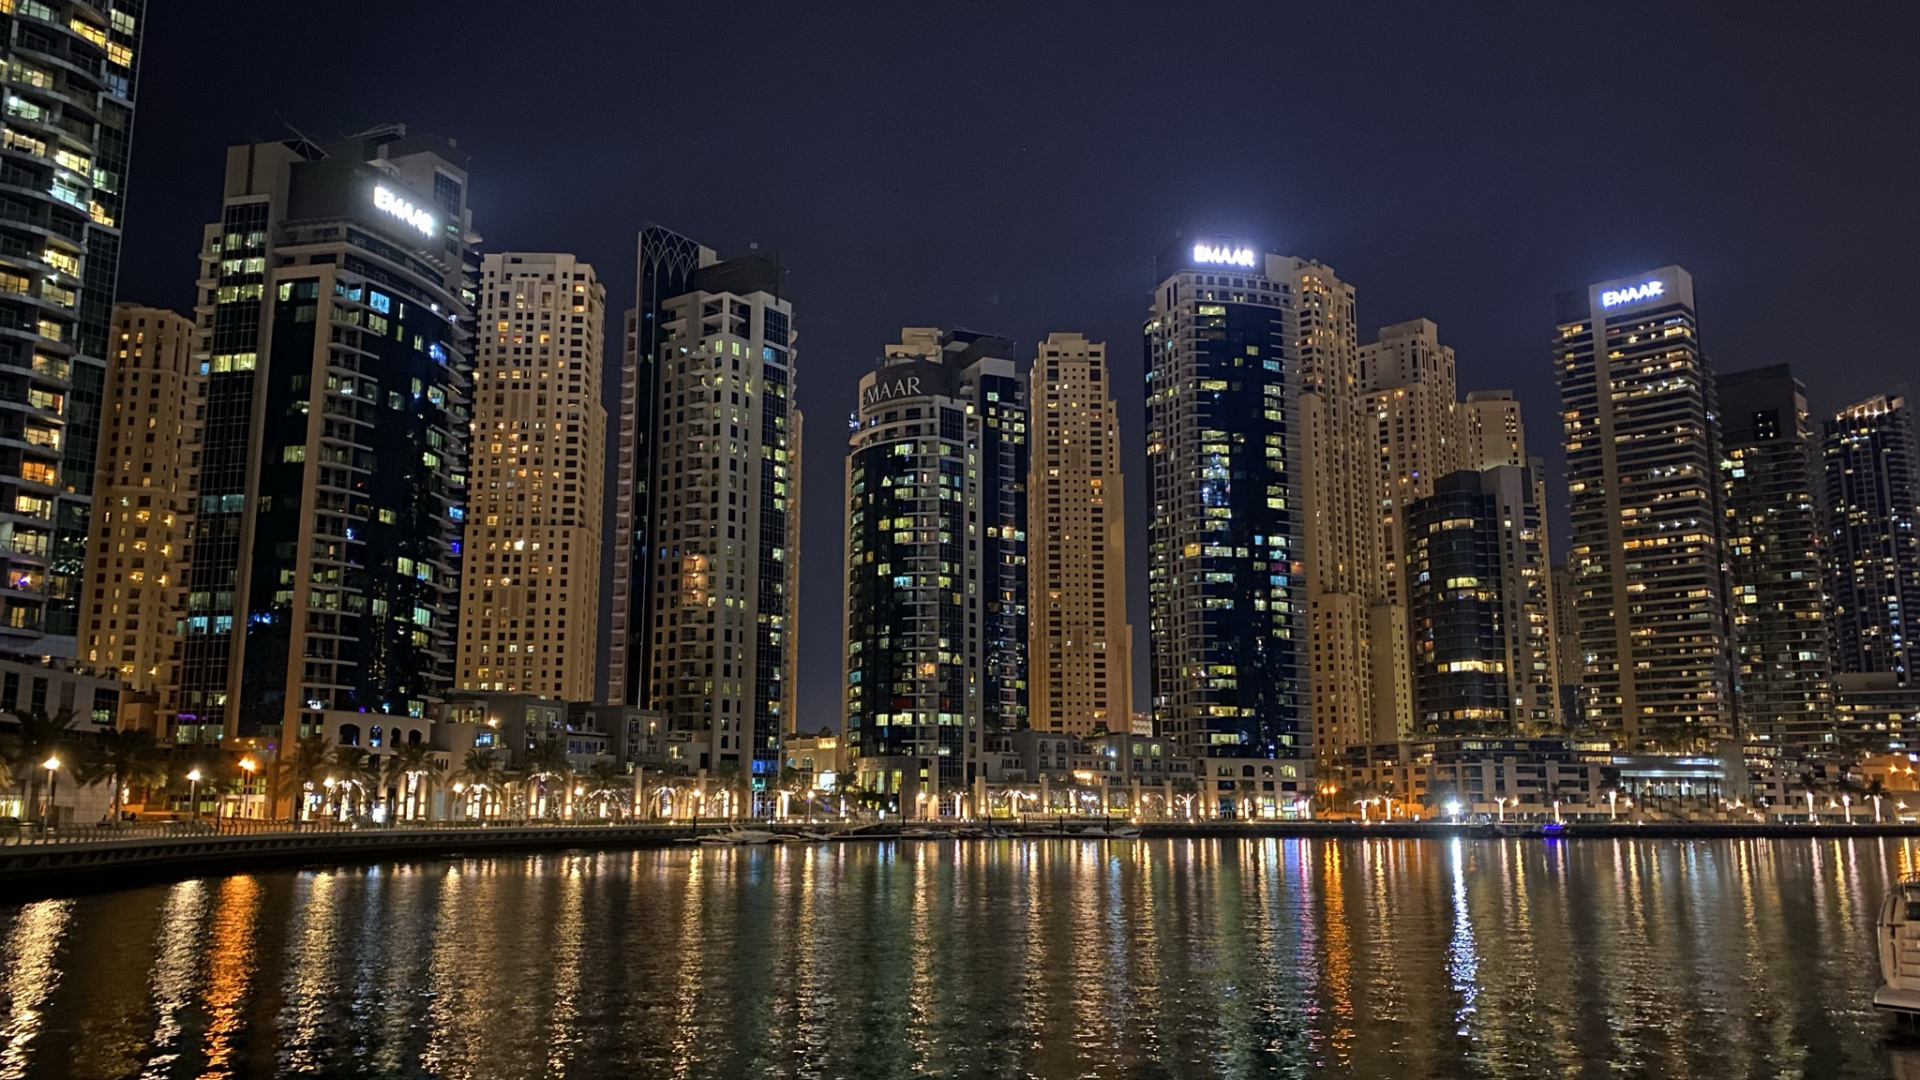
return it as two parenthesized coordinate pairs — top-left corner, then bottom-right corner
(521, 738), (571, 819)
(330, 745), (380, 818)
(8, 708), (79, 822)
(1422, 780), (1464, 820)
(1798, 770), (1825, 821)
(1867, 775), (1890, 822)
(711, 759), (754, 819)
(277, 735), (332, 828)
(80, 727), (169, 822)
(1339, 779), (1381, 819)
(455, 746), (508, 820)
(581, 759), (628, 820)
(382, 743), (440, 822)
(1162, 775), (1199, 821)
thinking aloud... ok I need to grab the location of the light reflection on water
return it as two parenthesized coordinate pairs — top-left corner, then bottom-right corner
(0, 837), (1913, 1079)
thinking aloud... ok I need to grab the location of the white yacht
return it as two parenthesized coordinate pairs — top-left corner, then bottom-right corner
(1876, 874), (1920, 1014)
(697, 827), (779, 846)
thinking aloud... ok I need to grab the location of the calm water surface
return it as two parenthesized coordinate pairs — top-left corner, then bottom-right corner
(0, 837), (1913, 1079)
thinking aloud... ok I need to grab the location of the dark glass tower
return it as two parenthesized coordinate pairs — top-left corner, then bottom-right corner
(0, 0), (144, 658)
(843, 329), (1026, 815)
(1405, 466), (1550, 737)
(1718, 365), (1833, 752)
(1824, 388), (1918, 687)
(175, 128), (477, 745)
(1144, 242), (1306, 767)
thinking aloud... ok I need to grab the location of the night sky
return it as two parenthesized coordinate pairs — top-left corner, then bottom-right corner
(119, 3), (1919, 732)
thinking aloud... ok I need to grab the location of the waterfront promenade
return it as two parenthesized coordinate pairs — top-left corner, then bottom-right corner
(8, 815), (1920, 900)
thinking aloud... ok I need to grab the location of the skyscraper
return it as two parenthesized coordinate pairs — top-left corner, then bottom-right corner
(175, 128), (477, 745)
(1405, 465), (1551, 735)
(844, 328), (1026, 814)
(1824, 388), (1918, 686)
(0, 1), (144, 661)
(1293, 259), (1393, 764)
(1144, 242), (1306, 771)
(1718, 365), (1833, 752)
(1550, 563), (1580, 725)
(1556, 266), (1731, 748)
(610, 227), (798, 785)
(1359, 317), (1459, 741)
(1461, 390), (1526, 470)
(81, 305), (195, 714)
(1459, 387), (1561, 725)
(1028, 332), (1131, 736)
(456, 253), (605, 701)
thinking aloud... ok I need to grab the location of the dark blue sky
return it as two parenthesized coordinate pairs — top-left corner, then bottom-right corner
(119, 2), (1920, 732)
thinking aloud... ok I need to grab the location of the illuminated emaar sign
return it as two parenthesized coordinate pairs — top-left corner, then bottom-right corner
(373, 186), (436, 238)
(860, 375), (922, 409)
(1193, 243), (1257, 268)
(1600, 280), (1665, 308)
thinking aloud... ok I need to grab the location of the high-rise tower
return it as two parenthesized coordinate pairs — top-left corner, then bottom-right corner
(1405, 465), (1552, 735)
(1717, 365), (1833, 752)
(1461, 390), (1526, 471)
(1358, 318), (1459, 741)
(1144, 242), (1307, 783)
(456, 253), (604, 701)
(610, 227), (798, 786)
(844, 329), (1026, 815)
(174, 129), (477, 746)
(1029, 332), (1131, 736)
(0, 1), (144, 661)
(1293, 259), (1389, 765)
(1556, 266), (1731, 748)
(81, 305), (195, 718)
(1823, 388), (1918, 686)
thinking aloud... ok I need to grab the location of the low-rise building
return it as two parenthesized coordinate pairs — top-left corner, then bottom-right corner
(1835, 673), (1920, 753)
(1197, 755), (1310, 819)
(1334, 737), (1609, 817)
(782, 730), (850, 791)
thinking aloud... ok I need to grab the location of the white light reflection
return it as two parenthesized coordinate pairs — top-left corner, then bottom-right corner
(0, 899), (73, 1078)
(138, 881), (209, 1080)
(1446, 837), (1480, 1036)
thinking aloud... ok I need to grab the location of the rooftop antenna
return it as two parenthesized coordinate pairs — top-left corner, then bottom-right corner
(275, 113), (328, 159)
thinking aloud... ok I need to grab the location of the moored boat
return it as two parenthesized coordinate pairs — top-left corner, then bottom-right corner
(698, 827), (780, 846)
(1877, 874), (1920, 1015)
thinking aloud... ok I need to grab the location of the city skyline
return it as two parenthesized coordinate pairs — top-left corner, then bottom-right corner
(101, 3), (1920, 733)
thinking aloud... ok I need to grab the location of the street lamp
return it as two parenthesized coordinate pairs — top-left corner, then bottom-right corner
(42, 755), (59, 825)
(1494, 796), (1508, 824)
(238, 758), (257, 820)
(187, 767), (203, 821)
(1608, 790), (1618, 821)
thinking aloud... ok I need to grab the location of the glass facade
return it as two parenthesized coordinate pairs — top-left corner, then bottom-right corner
(1405, 466), (1549, 736)
(0, 0), (144, 657)
(1145, 249), (1306, 765)
(843, 330), (1026, 810)
(1824, 390), (1918, 687)
(1718, 365), (1833, 752)
(175, 131), (476, 744)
